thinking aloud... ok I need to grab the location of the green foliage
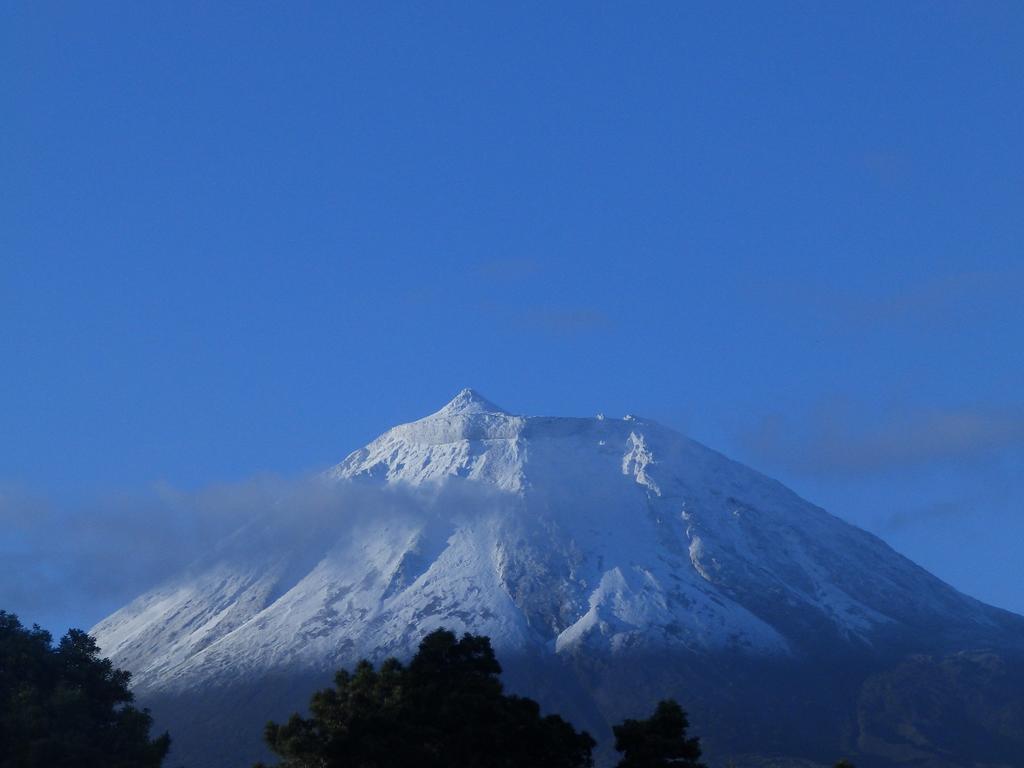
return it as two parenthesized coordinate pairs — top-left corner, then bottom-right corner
(0, 610), (170, 768)
(612, 699), (705, 768)
(834, 761), (855, 768)
(258, 628), (595, 768)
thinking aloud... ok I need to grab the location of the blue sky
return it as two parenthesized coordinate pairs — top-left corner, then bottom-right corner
(2, 2), (1022, 634)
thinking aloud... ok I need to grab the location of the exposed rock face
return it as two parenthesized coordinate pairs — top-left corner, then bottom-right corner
(93, 390), (1024, 767)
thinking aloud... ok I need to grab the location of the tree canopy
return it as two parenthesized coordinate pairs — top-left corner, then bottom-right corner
(258, 628), (595, 768)
(612, 699), (705, 768)
(0, 611), (170, 768)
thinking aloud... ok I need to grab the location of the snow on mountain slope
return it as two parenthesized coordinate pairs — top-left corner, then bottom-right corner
(92, 389), (1016, 697)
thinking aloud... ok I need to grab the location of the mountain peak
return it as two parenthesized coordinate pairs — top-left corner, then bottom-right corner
(434, 388), (508, 416)
(92, 391), (1024, 768)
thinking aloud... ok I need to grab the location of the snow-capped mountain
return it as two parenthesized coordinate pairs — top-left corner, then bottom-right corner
(92, 390), (1024, 768)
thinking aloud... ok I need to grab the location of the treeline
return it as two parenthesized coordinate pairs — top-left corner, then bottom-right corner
(255, 628), (702, 768)
(0, 611), (856, 768)
(0, 611), (169, 767)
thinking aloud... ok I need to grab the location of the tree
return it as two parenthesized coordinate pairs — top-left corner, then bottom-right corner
(834, 761), (855, 768)
(258, 628), (595, 768)
(0, 610), (170, 768)
(612, 699), (705, 768)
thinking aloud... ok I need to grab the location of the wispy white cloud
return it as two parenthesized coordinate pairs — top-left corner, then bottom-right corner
(517, 308), (612, 336)
(474, 257), (543, 281)
(0, 475), (505, 634)
(743, 266), (1024, 336)
(741, 403), (1024, 477)
(883, 500), (971, 531)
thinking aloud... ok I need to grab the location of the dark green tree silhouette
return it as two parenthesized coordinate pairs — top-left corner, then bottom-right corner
(834, 761), (856, 768)
(612, 699), (705, 768)
(258, 628), (595, 768)
(0, 611), (170, 768)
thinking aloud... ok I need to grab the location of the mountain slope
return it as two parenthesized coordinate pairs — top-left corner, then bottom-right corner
(92, 390), (1024, 767)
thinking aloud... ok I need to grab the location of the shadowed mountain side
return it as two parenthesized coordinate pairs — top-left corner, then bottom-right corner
(139, 645), (1024, 768)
